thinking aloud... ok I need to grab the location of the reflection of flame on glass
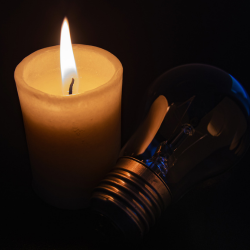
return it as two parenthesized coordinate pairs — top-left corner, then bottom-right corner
(60, 17), (78, 95)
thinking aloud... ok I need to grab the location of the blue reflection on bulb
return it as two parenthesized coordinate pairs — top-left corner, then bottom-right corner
(230, 74), (250, 115)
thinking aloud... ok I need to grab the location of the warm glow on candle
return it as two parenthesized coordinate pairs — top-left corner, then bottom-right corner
(14, 20), (123, 208)
(60, 17), (79, 95)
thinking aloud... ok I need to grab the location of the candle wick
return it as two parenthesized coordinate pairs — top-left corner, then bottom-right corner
(69, 78), (75, 95)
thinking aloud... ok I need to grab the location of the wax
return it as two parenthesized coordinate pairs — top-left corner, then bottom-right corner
(14, 44), (123, 209)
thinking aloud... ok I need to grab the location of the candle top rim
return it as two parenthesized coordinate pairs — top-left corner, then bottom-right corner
(14, 44), (123, 99)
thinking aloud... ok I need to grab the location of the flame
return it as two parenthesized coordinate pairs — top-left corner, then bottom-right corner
(60, 17), (78, 95)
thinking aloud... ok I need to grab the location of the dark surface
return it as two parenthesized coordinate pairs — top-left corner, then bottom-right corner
(1, 0), (250, 249)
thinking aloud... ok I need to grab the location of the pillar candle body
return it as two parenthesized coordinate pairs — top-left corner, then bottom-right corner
(14, 45), (123, 209)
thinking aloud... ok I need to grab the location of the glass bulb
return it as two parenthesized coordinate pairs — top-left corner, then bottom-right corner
(91, 64), (250, 240)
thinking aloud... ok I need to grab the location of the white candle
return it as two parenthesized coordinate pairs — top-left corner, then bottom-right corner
(14, 19), (123, 209)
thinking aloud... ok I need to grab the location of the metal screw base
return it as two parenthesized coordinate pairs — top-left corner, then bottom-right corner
(91, 157), (171, 239)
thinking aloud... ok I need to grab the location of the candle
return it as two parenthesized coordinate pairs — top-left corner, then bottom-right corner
(14, 18), (123, 209)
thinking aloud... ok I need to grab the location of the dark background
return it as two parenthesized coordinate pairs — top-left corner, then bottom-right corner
(1, 0), (250, 249)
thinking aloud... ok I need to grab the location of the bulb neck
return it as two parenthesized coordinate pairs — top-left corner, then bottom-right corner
(91, 156), (171, 240)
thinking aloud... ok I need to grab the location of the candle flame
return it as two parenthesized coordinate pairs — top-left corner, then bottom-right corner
(60, 17), (78, 95)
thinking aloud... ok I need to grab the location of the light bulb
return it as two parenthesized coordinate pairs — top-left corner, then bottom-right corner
(91, 64), (250, 240)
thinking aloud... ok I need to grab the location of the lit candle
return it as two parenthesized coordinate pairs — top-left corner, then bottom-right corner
(14, 18), (123, 209)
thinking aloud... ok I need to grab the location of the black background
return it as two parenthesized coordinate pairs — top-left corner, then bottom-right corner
(1, 0), (250, 249)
